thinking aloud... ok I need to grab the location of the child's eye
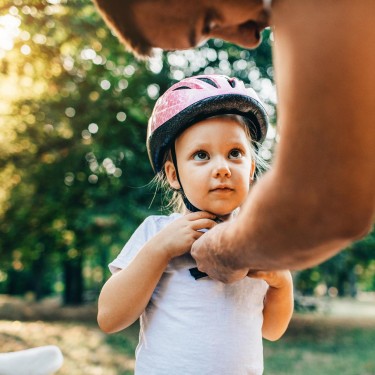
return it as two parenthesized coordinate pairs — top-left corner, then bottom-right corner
(193, 151), (209, 160)
(229, 149), (243, 159)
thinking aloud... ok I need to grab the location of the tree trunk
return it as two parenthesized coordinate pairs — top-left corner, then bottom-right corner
(31, 257), (46, 301)
(348, 267), (357, 298)
(63, 254), (83, 305)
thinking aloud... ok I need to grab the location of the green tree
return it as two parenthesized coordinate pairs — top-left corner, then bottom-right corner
(295, 228), (375, 297)
(0, 1), (157, 303)
(7, 0), (371, 305)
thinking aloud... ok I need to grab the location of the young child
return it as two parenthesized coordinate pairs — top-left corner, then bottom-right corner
(98, 75), (294, 375)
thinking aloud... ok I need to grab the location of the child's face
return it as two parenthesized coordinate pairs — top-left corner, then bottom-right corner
(165, 117), (255, 217)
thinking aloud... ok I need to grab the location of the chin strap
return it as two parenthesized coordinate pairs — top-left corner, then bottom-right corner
(170, 143), (201, 212)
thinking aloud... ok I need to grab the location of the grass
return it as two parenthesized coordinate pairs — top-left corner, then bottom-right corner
(0, 320), (136, 375)
(0, 297), (375, 374)
(263, 316), (375, 375)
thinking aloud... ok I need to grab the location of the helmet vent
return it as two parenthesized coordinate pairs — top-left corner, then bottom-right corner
(228, 79), (236, 88)
(197, 77), (218, 88)
(173, 86), (192, 91)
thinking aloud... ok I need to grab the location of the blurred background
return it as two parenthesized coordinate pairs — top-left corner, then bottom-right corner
(0, 1), (374, 374)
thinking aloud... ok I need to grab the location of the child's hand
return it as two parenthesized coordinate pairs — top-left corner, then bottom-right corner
(247, 270), (292, 290)
(154, 211), (217, 260)
(249, 270), (294, 341)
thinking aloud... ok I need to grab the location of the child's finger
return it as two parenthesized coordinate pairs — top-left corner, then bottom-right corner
(185, 211), (216, 220)
(191, 218), (217, 231)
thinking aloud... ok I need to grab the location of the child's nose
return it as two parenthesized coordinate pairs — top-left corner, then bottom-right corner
(212, 159), (231, 177)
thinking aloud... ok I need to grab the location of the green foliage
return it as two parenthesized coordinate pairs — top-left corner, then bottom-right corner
(0, 0), (373, 302)
(295, 228), (375, 297)
(0, 0), (275, 302)
(0, 0), (158, 301)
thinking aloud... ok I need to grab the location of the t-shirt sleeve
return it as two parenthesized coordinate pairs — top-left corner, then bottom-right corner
(108, 216), (160, 274)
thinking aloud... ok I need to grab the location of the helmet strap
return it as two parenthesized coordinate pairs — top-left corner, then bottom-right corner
(170, 144), (201, 213)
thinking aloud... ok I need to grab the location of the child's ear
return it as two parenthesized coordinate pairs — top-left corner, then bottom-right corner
(164, 161), (181, 190)
(250, 160), (256, 182)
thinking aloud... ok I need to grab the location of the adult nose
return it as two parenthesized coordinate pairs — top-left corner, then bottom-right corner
(212, 157), (231, 178)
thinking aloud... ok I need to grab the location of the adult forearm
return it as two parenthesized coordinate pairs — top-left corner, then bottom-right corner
(217, 0), (375, 271)
(222, 165), (373, 271)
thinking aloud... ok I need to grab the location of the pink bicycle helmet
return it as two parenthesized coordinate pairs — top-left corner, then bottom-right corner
(147, 74), (268, 173)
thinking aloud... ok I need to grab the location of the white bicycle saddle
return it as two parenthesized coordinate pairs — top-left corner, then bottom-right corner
(0, 345), (63, 375)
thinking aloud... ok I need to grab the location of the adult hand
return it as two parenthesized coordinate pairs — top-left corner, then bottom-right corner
(191, 222), (249, 283)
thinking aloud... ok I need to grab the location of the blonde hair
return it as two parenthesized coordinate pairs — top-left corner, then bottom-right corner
(151, 115), (269, 213)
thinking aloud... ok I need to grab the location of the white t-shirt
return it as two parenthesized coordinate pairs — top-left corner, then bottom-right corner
(109, 213), (268, 375)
